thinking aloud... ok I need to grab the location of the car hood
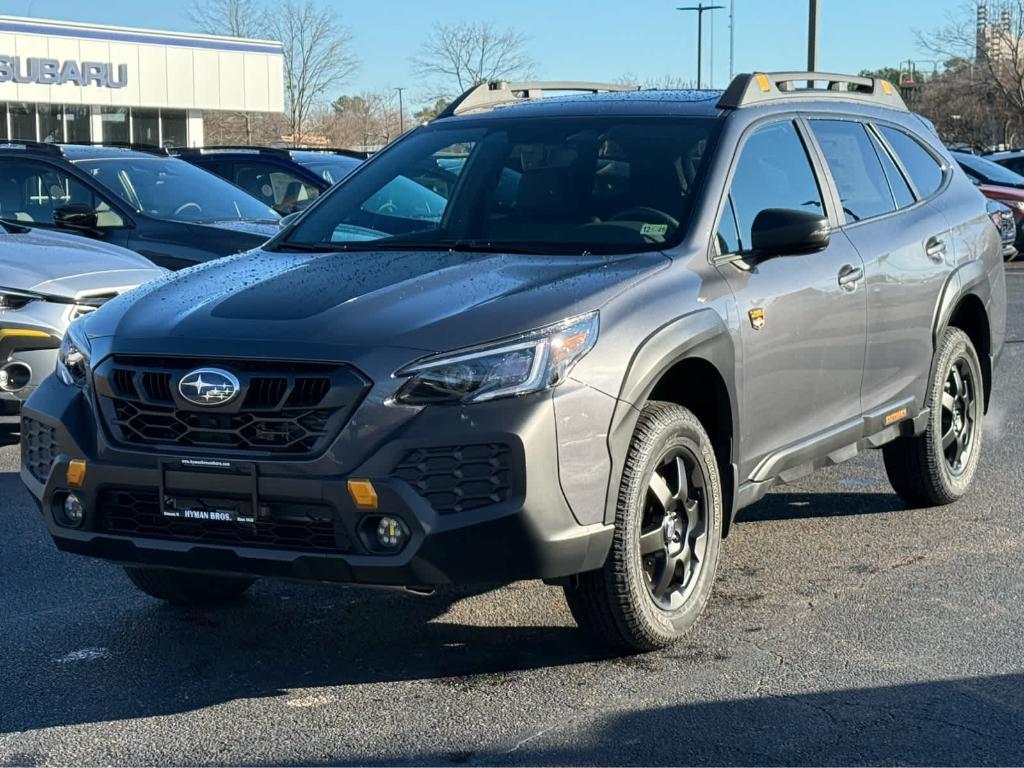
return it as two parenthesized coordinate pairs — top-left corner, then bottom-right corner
(194, 219), (280, 240)
(83, 247), (669, 353)
(0, 227), (166, 298)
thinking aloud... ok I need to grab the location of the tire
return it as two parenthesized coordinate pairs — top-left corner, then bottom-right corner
(563, 401), (723, 653)
(883, 327), (985, 507)
(124, 566), (255, 607)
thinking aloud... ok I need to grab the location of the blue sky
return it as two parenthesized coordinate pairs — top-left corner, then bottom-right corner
(11, 0), (965, 105)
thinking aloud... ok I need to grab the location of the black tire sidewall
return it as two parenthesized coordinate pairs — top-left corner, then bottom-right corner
(927, 329), (985, 499)
(617, 405), (723, 643)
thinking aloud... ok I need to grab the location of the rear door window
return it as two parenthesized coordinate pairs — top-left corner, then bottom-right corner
(728, 121), (825, 251)
(878, 126), (944, 198)
(810, 120), (895, 222)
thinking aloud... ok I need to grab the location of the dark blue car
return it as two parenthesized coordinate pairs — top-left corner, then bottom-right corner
(172, 146), (364, 215)
(0, 142), (280, 270)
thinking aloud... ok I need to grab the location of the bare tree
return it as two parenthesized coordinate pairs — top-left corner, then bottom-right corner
(412, 22), (535, 99)
(186, 0), (265, 38)
(270, 0), (359, 145)
(917, 1), (1024, 143)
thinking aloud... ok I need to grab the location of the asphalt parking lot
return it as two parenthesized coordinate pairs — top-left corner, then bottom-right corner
(2, 270), (1024, 767)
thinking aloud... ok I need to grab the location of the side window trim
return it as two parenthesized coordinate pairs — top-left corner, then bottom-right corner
(710, 115), (835, 262)
(864, 122), (916, 209)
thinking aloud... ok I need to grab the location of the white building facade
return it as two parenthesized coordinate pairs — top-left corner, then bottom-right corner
(0, 16), (284, 147)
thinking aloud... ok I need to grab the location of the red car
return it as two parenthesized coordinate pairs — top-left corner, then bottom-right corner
(953, 151), (1024, 254)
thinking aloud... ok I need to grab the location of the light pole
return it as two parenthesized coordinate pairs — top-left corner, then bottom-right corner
(396, 87), (406, 134)
(807, 0), (818, 72)
(677, 4), (723, 89)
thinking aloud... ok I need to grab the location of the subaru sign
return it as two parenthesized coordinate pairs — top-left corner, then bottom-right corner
(0, 55), (127, 89)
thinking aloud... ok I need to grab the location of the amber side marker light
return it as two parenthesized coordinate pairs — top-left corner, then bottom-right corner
(66, 460), (87, 489)
(348, 479), (379, 510)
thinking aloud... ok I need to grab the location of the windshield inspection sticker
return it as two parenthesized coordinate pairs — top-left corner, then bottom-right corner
(640, 223), (669, 237)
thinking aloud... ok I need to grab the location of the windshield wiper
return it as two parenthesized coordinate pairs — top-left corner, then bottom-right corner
(0, 219), (30, 234)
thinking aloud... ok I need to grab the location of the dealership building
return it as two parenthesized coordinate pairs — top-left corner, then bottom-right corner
(0, 15), (284, 147)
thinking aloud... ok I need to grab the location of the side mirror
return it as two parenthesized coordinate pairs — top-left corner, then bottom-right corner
(750, 208), (831, 256)
(53, 204), (99, 231)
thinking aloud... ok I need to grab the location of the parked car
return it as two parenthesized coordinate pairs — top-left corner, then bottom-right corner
(988, 200), (1019, 261)
(0, 142), (280, 270)
(172, 147), (364, 215)
(951, 150), (1024, 251)
(983, 148), (1024, 176)
(21, 73), (1006, 652)
(0, 220), (166, 413)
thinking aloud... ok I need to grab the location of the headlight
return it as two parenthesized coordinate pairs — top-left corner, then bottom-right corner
(0, 287), (43, 311)
(393, 312), (599, 405)
(56, 321), (92, 387)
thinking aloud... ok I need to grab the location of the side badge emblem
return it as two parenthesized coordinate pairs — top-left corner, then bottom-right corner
(749, 308), (766, 331)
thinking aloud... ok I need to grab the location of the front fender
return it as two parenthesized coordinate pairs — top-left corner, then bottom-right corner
(601, 308), (738, 527)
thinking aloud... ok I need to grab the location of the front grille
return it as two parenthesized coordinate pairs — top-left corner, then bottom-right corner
(97, 489), (353, 553)
(95, 356), (369, 457)
(393, 444), (512, 514)
(21, 417), (58, 483)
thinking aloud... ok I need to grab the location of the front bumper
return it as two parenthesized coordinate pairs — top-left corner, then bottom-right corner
(20, 375), (613, 587)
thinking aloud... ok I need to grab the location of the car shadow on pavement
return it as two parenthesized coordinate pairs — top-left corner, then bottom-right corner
(0, 578), (619, 735)
(736, 491), (906, 523)
(366, 673), (1024, 766)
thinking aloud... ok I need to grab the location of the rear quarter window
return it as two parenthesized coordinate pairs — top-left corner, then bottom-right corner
(878, 126), (944, 198)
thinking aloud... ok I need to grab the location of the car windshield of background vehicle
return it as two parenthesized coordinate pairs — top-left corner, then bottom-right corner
(280, 117), (720, 255)
(954, 151), (1024, 188)
(73, 157), (280, 224)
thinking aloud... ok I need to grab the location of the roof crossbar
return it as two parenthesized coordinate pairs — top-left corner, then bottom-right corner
(717, 71), (907, 111)
(438, 80), (640, 119)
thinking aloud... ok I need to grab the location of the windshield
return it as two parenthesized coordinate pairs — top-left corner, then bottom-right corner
(293, 153), (362, 185)
(955, 152), (1024, 187)
(74, 156), (280, 223)
(281, 116), (719, 255)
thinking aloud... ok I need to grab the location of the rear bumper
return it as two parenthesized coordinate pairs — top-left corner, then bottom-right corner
(20, 376), (613, 587)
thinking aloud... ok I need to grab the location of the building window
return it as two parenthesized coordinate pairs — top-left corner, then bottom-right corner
(0, 104), (7, 140)
(38, 105), (63, 144)
(132, 108), (160, 146)
(65, 106), (92, 143)
(9, 103), (36, 141)
(161, 109), (187, 148)
(101, 107), (129, 144)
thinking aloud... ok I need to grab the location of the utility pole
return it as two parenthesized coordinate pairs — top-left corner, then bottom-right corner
(677, 4), (723, 89)
(807, 0), (819, 72)
(396, 87), (406, 134)
(729, 0), (735, 81)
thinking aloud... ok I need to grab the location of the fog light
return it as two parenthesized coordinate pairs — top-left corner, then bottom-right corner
(376, 516), (408, 549)
(63, 493), (85, 526)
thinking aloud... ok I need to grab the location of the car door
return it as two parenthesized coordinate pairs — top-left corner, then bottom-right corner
(0, 156), (134, 251)
(808, 119), (952, 416)
(714, 119), (867, 481)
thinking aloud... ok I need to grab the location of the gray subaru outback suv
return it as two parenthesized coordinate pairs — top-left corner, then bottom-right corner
(21, 73), (1006, 651)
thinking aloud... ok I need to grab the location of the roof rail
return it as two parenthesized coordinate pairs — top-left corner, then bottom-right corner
(437, 80), (640, 119)
(0, 140), (63, 157)
(717, 71), (907, 111)
(170, 145), (292, 159)
(288, 147), (370, 160)
(61, 141), (169, 155)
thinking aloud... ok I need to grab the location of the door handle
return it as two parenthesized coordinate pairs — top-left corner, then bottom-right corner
(925, 236), (946, 260)
(837, 264), (864, 288)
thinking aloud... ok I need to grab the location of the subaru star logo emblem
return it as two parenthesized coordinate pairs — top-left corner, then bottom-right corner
(178, 368), (240, 407)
